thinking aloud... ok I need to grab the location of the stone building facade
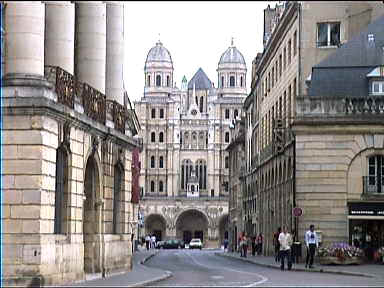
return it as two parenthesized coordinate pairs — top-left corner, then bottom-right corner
(225, 117), (245, 252)
(2, 2), (141, 286)
(244, 1), (384, 256)
(294, 14), (384, 260)
(134, 40), (247, 247)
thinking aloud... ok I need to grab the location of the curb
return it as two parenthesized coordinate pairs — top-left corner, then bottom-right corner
(215, 253), (376, 278)
(131, 252), (173, 287)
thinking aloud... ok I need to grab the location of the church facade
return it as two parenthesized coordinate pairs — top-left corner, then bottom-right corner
(134, 40), (247, 247)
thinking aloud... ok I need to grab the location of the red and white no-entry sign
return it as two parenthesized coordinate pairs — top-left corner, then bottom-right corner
(293, 207), (303, 217)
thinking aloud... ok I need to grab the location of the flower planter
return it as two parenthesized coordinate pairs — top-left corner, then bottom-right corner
(319, 256), (362, 265)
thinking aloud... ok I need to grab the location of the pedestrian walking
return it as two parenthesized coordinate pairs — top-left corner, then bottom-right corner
(251, 235), (257, 256)
(242, 234), (248, 258)
(305, 224), (318, 268)
(151, 234), (156, 249)
(273, 227), (282, 262)
(278, 226), (292, 271)
(145, 234), (151, 250)
(256, 233), (263, 255)
(238, 233), (244, 257)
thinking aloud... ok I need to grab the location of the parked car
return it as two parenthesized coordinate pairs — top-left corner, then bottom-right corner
(189, 238), (202, 250)
(155, 241), (165, 249)
(162, 239), (184, 249)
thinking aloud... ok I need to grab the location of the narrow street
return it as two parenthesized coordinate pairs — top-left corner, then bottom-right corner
(143, 249), (384, 287)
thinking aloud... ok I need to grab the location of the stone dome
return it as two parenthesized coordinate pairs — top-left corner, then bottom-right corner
(218, 45), (246, 65)
(145, 40), (173, 65)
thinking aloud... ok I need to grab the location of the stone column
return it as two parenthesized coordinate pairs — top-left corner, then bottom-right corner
(45, 1), (75, 74)
(106, 2), (124, 104)
(4, 2), (45, 77)
(75, 1), (106, 93)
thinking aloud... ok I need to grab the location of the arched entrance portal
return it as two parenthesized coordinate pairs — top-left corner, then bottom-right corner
(145, 214), (167, 241)
(83, 156), (101, 274)
(176, 209), (208, 244)
(219, 214), (229, 245)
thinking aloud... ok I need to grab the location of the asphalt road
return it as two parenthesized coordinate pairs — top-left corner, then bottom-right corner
(144, 249), (384, 287)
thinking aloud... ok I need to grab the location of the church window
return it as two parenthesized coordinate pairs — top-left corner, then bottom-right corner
(234, 109), (238, 119)
(159, 181), (164, 192)
(225, 132), (230, 143)
(199, 96), (204, 112)
(221, 76), (224, 88)
(225, 156), (229, 169)
(150, 156), (155, 168)
(151, 132), (156, 143)
(156, 75), (161, 87)
(159, 131), (164, 143)
(240, 76), (243, 87)
(166, 75), (170, 87)
(159, 156), (164, 168)
(150, 181), (155, 192)
(288, 39), (292, 65)
(225, 109), (230, 119)
(151, 108), (156, 119)
(113, 164), (122, 234)
(230, 76), (235, 87)
(147, 75), (151, 86)
(160, 108), (164, 118)
(293, 30), (297, 56)
(224, 181), (229, 192)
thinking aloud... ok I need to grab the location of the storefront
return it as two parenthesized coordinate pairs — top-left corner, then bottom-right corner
(348, 202), (384, 261)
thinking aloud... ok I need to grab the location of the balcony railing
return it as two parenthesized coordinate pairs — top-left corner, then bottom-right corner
(363, 176), (384, 195)
(44, 65), (127, 133)
(296, 96), (384, 117)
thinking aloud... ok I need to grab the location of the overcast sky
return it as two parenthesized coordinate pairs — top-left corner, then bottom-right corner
(123, 1), (278, 103)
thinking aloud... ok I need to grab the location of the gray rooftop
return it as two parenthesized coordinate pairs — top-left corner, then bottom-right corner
(188, 68), (213, 90)
(145, 41), (173, 64)
(219, 45), (246, 65)
(308, 15), (384, 98)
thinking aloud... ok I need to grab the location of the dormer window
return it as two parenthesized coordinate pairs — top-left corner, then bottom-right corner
(372, 81), (384, 95)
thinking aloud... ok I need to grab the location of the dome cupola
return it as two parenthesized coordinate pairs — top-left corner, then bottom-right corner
(145, 40), (173, 68)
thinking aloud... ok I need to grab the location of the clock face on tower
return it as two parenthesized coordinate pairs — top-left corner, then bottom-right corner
(191, 109), (197, 116)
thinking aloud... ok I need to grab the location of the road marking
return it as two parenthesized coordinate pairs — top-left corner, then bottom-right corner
(211, 275), (224, 279)
(182, 250), (268, 286)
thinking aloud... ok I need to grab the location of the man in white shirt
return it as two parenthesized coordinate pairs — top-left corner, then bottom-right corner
(305, 224), (318, 268)
(151, 235), (156, 249)
(145, 234), (151, 250)
(278, 225), (292, 271)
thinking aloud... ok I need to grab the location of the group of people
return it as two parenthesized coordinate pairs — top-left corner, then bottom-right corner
(272, 224), (319, 271)
(144, 234), (157, 250)
(238, 232), (264, 258)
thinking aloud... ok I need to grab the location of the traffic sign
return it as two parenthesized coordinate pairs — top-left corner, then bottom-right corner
(293, 207), (303, 217)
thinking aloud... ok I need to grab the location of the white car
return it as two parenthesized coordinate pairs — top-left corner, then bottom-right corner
(189, 238), (202, 250)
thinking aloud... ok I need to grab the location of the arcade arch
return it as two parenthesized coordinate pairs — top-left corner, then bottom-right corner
(144, 214), (167, 241)
(218, 214), (229, 245)
(176, 209), (209, 244)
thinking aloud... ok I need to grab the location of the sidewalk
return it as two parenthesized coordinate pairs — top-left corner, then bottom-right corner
(215, 251), (384, 279)
(67, 247), (172, 287)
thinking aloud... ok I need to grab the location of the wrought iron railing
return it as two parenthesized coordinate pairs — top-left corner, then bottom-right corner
(44, 65), (128, 133)
(82, 82), (106, 125)
(363, 176), (384, 194)
(44, 66), (74, 108)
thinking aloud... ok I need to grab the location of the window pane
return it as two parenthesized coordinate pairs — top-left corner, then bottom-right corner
(317, 23), (328, 46)
(373, 83), (380, 93)
(330, 23), (340, 46)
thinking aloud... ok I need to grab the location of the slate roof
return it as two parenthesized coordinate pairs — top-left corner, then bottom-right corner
(308, 14), (384, 98)
(188, 68), (213, 90)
